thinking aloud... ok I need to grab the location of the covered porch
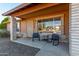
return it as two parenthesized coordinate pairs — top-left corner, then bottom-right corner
(3, 3), (70, 56)
(9, 3), (69, 41)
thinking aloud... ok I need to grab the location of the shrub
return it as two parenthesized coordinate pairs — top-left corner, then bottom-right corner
(0, 23), (6, 29)
(0, 17), (9, 29)
(0, 29), (10, 38)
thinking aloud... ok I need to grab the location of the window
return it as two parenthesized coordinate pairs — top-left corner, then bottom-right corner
(38, 17), (63, 34)
(16, 21), (20, 32)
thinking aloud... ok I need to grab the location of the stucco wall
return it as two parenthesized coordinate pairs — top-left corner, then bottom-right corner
(26, 19), (34, 37)
(7, 23), (10, 31)
(20, 20), (27, 33)
(20, 19), (34, 37)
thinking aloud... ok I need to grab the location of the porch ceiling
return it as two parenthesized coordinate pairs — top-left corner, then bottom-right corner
(18, 4), (69, 19)
(12, 3), (60, 17)
(3, 3), (60, 17)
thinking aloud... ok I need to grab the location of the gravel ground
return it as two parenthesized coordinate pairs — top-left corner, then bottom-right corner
(0, 38), (40, 56)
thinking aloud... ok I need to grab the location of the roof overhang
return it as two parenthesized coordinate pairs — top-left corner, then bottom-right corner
(2, 3), (60, 17)
(2, 3), (31, 16)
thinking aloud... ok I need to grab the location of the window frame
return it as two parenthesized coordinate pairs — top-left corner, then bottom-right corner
(37, 14), (64, 35)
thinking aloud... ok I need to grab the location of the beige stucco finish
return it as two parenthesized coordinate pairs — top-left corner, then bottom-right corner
(7, 23), (10, 31)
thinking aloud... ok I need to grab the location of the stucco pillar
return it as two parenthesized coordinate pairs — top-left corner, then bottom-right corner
(10, 16), (17, 41)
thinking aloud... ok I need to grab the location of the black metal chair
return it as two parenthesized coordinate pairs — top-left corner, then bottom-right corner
(32, 32), (40, 41)
(51, 34), (60, 46)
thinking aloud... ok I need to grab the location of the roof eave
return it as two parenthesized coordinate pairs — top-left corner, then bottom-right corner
(2, 3), (32, 16)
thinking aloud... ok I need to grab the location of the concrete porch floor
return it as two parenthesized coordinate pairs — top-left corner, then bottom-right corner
(13, 38), (69, 56)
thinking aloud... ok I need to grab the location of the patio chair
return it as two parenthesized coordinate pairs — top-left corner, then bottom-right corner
(51, 34), (60, 46)
(32, 32), (40, 41)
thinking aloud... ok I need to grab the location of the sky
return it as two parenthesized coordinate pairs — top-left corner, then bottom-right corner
(0, 3), (21, 23)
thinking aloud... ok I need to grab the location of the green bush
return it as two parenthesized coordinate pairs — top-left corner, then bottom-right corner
(0, 17), (9, 29)
(0, 30), (10, 38)
(0, 23), (6, 29)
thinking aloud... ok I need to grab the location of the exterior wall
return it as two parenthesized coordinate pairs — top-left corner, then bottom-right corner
(20, 20), (27, 33)
(26, 19), (34, 37)
(20, 19), (34, 37)
(20, 19), (27, 37)
(7, 23), (10, 31)
(69, 4), (79, 56)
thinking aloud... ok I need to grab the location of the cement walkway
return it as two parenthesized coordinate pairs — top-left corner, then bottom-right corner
(14, 38), (69, 56)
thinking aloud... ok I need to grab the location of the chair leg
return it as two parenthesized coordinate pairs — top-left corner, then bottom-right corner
(32, 38), (34, 41)
(39, 38), (40, 41)
(52, 40), (54, 45)
(55, 40), (59, 46)
(58, 40), (59, 45)
(54, 41), (57, 46)
(52, 40), (59, 46)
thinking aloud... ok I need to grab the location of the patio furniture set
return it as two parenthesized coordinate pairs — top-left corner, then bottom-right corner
(32, 32), (60, 46)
